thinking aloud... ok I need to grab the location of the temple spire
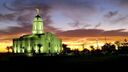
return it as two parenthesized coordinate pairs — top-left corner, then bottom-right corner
(36, 8), (40, 15)
(32, 8), (44, 34)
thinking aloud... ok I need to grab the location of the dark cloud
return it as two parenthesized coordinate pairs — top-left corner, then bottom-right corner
(69, 20), (80, 28)
(82, 24), (91, 28)
(0, 0), (61, 36)
(0, 0), (97, 37)
(57, 29), (128, 37)
(104, 11), (118, 18)
(118, 0), (128, 7)
(57, 29), (103, 37)
(0, 13), (16, 21)
(110, 0), (128, 7)
(103, 10), (128, 24)
(51, 0), (97, 28)
(0, 25), (31, 35)
(105, 0), (128, 24)
(51, 0), (96, 11)
(45, 25), (62, 33)
(114, 15), (128, 23)
(107, 14), (128, 24)
(94, 23), (101, 28)
(68, 20), (91, 29)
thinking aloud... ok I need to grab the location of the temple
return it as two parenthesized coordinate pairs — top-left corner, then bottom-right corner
(12, 9), (62, 55)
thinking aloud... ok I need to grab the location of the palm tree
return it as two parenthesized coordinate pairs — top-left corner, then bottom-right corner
(62, 44), (71, 54)
(6, 46), (12, 53)
(62, 44), (67, 49)
(6, 46), (10, 53)
(90, 45), (94, 51)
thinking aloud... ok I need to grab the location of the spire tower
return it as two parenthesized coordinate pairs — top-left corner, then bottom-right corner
(36, 8), (39, 15)
(32, 9), (44, 34)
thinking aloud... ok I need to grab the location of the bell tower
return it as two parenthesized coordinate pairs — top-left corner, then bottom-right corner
(32, 9), (44, 34)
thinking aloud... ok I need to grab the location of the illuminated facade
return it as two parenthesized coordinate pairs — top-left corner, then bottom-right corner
(12, 9), (62, 54)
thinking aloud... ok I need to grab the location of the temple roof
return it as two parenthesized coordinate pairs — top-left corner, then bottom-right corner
(35, 15), (41, 18)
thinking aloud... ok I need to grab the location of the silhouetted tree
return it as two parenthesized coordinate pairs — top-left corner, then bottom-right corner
(90, 45), (94, 51)
(6, 46), (10, 53)
(62, 44), (67, 49)
(90, 45), (95, 55)
(6, 46), (12, 53)
(101, 43), (116, 54)
(62, 44), (71, 54)
(118, 43), (128, 54)
(73, 49), (79, 55)
(94, 49), (102, 55)
(81, 48), (89, 54)
(122, 39), (128, 46)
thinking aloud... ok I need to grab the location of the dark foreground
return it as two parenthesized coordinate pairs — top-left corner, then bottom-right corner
(0, 53), (128, 65)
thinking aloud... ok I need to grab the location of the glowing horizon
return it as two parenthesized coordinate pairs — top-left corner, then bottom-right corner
(0, 36), (127, 52)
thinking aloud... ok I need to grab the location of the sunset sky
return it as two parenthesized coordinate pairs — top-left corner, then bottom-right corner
(1, 0), (128, 52)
